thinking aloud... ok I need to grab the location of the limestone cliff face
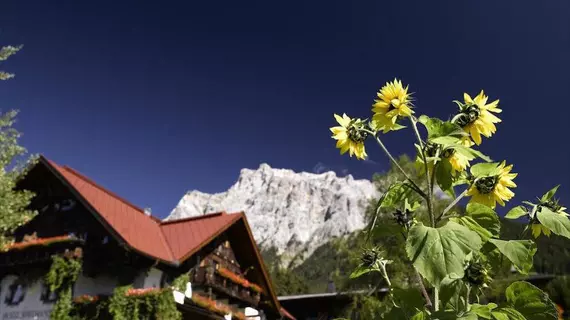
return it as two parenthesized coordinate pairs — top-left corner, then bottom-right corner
(166, 164), (379, 261)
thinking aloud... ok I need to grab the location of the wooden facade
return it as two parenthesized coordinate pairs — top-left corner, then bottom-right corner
(0, 156), (294, 320)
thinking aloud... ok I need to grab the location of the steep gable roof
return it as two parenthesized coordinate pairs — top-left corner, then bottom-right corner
(34, 156), (290, 318)
(160, 213), (242, 261)
(43, 157), (176, 262)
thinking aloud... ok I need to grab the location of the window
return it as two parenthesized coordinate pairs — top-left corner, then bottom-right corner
(5, 280), (26, 306)
(40, 281), (58, 304)
(61, 199), (76, 212)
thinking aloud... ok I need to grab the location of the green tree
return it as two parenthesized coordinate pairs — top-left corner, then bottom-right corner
(0, 45), (22, 80)
(0, 44), (36, 248)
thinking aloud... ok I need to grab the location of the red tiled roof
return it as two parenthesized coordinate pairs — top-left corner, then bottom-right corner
(37, 156), (288, 318)
(161, 213), (241, 261)
(42, 157), (243, 264)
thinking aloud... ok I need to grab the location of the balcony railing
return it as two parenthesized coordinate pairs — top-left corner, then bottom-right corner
(192, 266), (261, 307)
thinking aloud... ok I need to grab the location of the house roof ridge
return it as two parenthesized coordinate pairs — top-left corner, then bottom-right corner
(160, 211), (227, 225)
(60, 165), (162, 223)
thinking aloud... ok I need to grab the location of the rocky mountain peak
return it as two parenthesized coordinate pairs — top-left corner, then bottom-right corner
(166, 163), (379, 262)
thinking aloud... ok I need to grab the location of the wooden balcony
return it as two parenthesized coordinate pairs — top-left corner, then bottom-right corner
(0, 238), (83, 267)
(192, 267), (261, 307)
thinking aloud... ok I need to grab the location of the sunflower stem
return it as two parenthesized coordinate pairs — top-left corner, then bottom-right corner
(519, 225), (529, 239)
(434, 288), (439, 311)
(414, 268), (433, 309)
(370, 133), (428, 200)
(411, 117), (435, 227)
(438, 189), (468, 222)
(465, 285), (471, 311)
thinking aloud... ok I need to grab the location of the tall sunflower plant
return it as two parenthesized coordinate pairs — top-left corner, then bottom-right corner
(330, 79), (568, 320)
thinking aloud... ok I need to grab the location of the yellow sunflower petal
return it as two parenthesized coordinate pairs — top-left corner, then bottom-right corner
(463, 93), (473, 104)
(531, 224), (542, 238)
(469, 125), (483, 145)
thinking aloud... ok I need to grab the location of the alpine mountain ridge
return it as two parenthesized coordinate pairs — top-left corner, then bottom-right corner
(166, 163), (379, 262)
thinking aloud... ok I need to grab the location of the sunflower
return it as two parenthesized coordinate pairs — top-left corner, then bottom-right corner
(371, 79), (413, 132)
(330, 113), (368, 160)
(467, 161), (517, 209)
(453, 90), (501, 145)
(443, 137), (473, 174)
(532, 199), (568, 238)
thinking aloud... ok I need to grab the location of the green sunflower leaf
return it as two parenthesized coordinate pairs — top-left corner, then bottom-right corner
(481, 242), (513, 276)
(349, 264), (378, 279)
(488, 239), (537, 274)
(436, 158), (453, 193)
(536, 207), (570, 239)
(410, 310), (429, 320)
(470, 303), (498, 319)
(491, 308), (526, 320)
(367, 182), (414, 240)
(540, 185), (560, 202)
(466, 203), (501, 237)
(505, 206), (528, 220)
(431, 136), (461, 146)
(470, 162), (501, 178)
(439, 274), (465, 310)
(453, 144), (492, 162)
(452, 203), (500, 242)
(451, 216), (493, 242)
(391, 287), (425, 312)
(406, 221), (482, 287)
(504, 281), (558, 320)
(419, 116), (466, 139)
(431, 136), (491, 162)
(431, 310), (478, 320)
(381, 183), (415, 210)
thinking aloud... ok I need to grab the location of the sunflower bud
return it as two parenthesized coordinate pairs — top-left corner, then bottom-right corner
(442, 148), (455, 158)
(424, 142), (439, 158)
(393, 209), (413, 228)
(464, 259), (491, 287)
(540, 198), (563, 213)
(360, 247), (383, 268)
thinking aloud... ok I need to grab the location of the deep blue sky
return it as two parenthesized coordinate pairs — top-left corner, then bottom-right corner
(1, 0), (569, 218)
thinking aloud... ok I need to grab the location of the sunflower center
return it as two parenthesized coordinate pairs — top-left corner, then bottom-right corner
(442, 148), (455, 158)
(454, 105), (481, 127)
(348, 126), (368, 143)
(387, 98), (401, 112)
(475, 176), (498, 194)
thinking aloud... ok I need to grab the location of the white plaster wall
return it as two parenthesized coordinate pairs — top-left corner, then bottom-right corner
(142, 268), (162, 289)
(0, 269), (164, 320)
(0, 275), (53, 320)
(73, 273), (118, 297)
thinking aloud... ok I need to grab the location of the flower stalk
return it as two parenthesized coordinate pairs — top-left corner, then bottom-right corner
(368, 132), (427, 200)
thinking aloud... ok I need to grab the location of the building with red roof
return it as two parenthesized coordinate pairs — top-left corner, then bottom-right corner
(0, 156), (295, 320)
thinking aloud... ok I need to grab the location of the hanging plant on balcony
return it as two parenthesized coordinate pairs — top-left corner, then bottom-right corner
(4, 234), (81, 251)
(171, 273), (190, 292)
(45, 255), (82, 320)
(217, 266), (263, 294)
(108, 273), (189, 320)
(108, 286), (181, 320)
(191, 293), (235, 317)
